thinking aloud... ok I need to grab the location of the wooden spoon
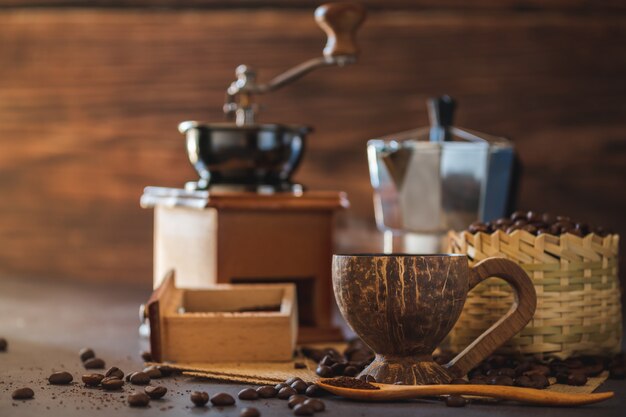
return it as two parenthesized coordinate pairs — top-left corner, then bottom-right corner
(317, 380), (614, 406)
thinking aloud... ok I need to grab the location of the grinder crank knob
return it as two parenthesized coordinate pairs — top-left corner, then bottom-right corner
(315, 2), (367, 61)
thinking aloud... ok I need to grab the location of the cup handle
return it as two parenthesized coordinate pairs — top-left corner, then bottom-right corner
(445, 257), (537, 377)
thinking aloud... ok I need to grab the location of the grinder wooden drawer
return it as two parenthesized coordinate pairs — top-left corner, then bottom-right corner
(146, 271), (298, 362)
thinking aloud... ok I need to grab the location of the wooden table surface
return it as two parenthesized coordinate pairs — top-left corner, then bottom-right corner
(1, 275), (624, 417)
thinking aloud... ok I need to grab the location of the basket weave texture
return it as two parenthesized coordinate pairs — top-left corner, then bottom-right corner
(446, 230), (622, 359)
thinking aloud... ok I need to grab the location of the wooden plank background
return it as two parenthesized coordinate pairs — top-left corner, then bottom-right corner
(0, 2), (624, 289)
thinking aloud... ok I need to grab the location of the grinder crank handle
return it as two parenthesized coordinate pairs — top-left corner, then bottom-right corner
(315, 2), (367, 62)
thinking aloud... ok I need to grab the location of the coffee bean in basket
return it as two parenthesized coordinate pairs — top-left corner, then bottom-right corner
(191, 391), (210, 406)
(241, 407), (261, 417)
(211, 392), (236, 406)
(82, 373), (105, 387)
(468, 211), (612, 237)
(101, 377), (124, 391)
(129, 371), (151, 385)
(79, 347), (95, 362)
(128, 391), (150, 407)
(144, 385), (167, 399)
(256, 385), (278, 398)
(83, 357), (105, 369)
(238, 387), (259, 400)
(0, 337), (7, 352)
(48, 371), (73, 385)
(12, 387), (34, 400)
(105, 366), (124, 380)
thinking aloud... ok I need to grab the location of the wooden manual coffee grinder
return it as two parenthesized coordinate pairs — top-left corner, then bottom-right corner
(141, 3), (366, 342)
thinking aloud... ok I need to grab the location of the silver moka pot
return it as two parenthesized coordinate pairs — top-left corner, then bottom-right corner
(368, 96), (516, 250)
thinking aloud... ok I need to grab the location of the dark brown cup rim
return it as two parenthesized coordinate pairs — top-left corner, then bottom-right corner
(333, 253), (467, 257)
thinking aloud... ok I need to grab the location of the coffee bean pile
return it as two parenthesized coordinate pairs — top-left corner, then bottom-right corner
(436, 351), (626, 388)
(468, 211), (613, 237)
(304, 338), (375, 379)
(304, 339), (625, 408)
(227, 377), (327, 416)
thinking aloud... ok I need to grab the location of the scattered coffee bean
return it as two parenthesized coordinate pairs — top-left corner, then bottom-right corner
(211, 392), (235, 406)
(316, 365), (333, 378)
(0, 337), (7, 352)
(293, 403), (315, 416)
(143, 366), (162, 379)
(145, 385), (167, 399)
(275, 383), (289, 391)
(303, 398), (325, 412)
(129, 371), (150, 385)
(344, 365), (359, 377)
(82, 373), (105, 387)
(305, 384), (323, 397)
(48, 371), (73, 385)
(128, 391), (150, 407)
(278, 386), (297, 399)
(567, 373), (588, 386)
(83, 357), (105, 369)
(157, 365), (175, 377)
(291, 380), (308, 394)
(238, 387), (259, 400)
(125, 372), (135, 382)
(12, 387), (34, 400)
(288, 395), (307, 409)
(105, 366), (124, 380)
(241, 407), (261, 417)
(140, 350), (152, 362)
(256, 385), (278, 398)
(446, 395), (467, 407)
(320, 355), (335, 367)
(101, 377), (124, 391)
(331, 362), (347, 375)
(294, 362), (307, 369)
(79, 347), (95, 362)
(286, 377), (303, 385)
(191, 391), (209, 406)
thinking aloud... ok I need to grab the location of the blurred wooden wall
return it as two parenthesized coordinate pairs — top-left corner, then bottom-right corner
(0, 1), (625, 285)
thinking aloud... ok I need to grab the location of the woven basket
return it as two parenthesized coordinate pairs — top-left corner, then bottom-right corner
(445, 230), (622, 359)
